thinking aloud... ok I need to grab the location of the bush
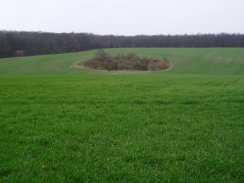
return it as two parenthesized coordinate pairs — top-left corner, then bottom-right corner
(14, 50), (25, 57)
(95, 49), (109, 62)
(83, 50), (170, 71)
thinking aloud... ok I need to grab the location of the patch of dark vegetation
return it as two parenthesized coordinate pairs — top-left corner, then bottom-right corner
(0, 168), (12, 178)
(82, 49), (170, 71)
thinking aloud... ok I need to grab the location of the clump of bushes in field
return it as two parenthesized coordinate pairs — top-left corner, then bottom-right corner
(82, 49), (170, 71)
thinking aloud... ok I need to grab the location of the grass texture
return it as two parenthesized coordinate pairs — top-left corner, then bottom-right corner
(0, 48), (244, 182)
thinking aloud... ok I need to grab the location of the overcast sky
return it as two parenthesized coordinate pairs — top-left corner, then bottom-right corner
(0, 0), (243, 35)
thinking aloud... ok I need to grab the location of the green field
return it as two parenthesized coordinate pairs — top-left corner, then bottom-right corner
(0, 48), (244, 182)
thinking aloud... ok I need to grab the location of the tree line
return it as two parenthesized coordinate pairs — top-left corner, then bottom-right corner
(0, 31), (244, 58)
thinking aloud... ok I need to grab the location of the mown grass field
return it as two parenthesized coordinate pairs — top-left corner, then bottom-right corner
(0, 48), (244, 182)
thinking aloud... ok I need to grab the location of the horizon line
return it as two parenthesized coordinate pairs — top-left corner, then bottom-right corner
(1, 30), (244, 36)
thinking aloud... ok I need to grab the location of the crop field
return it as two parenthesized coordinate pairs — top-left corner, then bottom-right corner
(0, 48), (244, 182)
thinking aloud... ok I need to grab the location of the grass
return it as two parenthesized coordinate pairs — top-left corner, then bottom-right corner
(0, 48), (244, 182)
(0, 48), (243, 75)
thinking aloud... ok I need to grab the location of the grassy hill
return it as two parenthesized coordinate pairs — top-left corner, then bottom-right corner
(0, 48), (244, 75)
(0, 48), (243, 182)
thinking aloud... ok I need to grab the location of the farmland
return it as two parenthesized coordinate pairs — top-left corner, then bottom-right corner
(0, 48), (244, 182)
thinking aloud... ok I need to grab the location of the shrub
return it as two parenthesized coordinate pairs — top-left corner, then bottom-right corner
(95, 49), (110, 61)
(14, 50), (25, 57)
(82, 50), (170, 71)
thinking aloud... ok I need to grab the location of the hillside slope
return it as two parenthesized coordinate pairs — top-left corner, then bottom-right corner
(0, 48), (243, 75)
(0, 48), (244, 182)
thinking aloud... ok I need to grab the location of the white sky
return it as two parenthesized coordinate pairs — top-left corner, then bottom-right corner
(0, 0), (243, 35)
